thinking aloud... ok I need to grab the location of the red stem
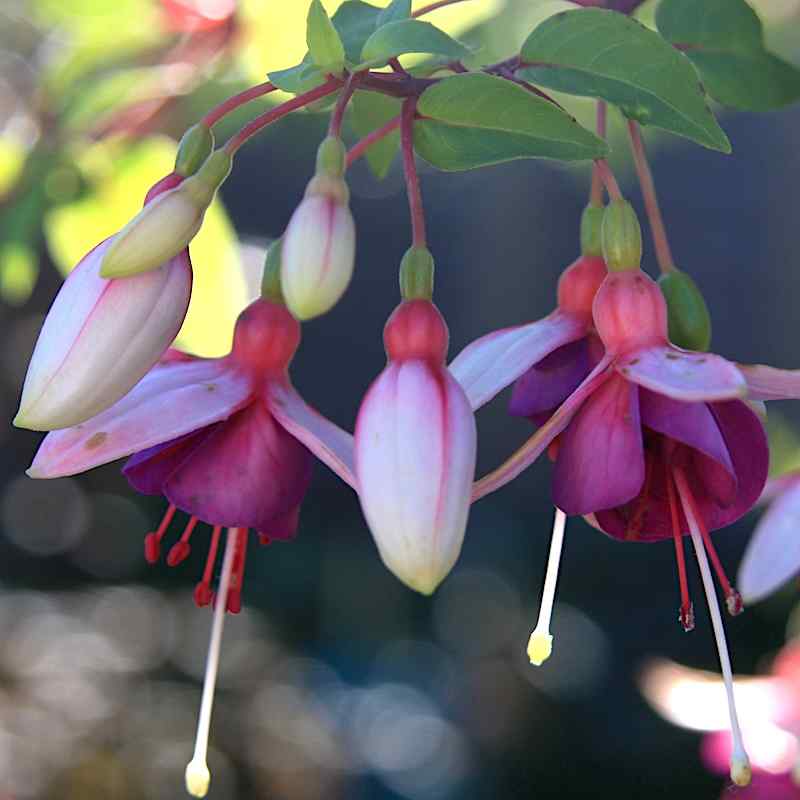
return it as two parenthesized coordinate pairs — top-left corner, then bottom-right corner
(401, 98), (426, 248)
(590, 101), (607, 206)
(202, 81), (278, 127)
(593, 159), (622, 201)
(328, 73), (361, 138)
(346, 115), (401, 168)
(225, 78), (342, 154)
(412, 0), (473, 17)
(627, 120), (675, 273)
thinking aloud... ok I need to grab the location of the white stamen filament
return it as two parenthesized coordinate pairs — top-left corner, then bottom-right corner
(528, 508), (566, 666)
(185, 527), (239, 798)
(674, 471), (751, 787)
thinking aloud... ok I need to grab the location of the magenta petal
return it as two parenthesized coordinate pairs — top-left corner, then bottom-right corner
(737, 363), (800, 401)
(260, 505), (301, 541)
(509, 337), (591, 417)
(164, 400), (312, 531)
(553, 375), (644, 515)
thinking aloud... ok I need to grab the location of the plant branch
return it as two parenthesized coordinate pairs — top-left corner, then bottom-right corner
(401, 99), (426, 248)
(590, 101), (607, 206)
(328, 72), (362, 137)
(413, 0), (474, 17)
(346, 115), (402, 168)
(594, 159), (622, 201)
(202, 81), (277, 128)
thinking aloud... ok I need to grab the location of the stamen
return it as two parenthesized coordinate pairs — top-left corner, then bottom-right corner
(680, 476), (743, 616)
(185, 527), (239, 798)
(666, 473), (694, 631)
(194, 526), (222, 608)
(258, 532), (272, 546)
(144, 504), (177, 563)
(167, 516), (199, 567)
(527, 508), (567, 667)
(226, 528), (249, 614)
(674, 469), (751, 787)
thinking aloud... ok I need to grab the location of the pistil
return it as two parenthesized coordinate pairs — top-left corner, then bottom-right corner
(528, 508), (567, 666)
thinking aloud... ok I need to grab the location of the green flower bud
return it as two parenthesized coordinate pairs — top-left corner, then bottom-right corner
(399, 246), (434, 301)
(174, 124), (215, 177)
(601, 199), (642, 273)
(658, 269), (712, 352)
(261, 238), (285, 304)
(315, 136), (347, 178)
(580, 204), (605, 258)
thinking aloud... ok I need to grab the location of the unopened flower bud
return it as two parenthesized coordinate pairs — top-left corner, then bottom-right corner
(399, 246), (434, 301)
(315, 136), (346, 178)
(601, 199), (642, 272)
(174, 123), (215, 177)
(101, 149), (232, 278)
(281, 175), (355, 320)
(580, 204), (604, 258)
(261, 238), (285, 304)
(657, 269), (712, 351)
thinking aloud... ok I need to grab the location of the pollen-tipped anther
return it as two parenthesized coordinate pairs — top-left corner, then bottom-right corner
(527, 628), (553, 666)
(185, 758), (211, 798)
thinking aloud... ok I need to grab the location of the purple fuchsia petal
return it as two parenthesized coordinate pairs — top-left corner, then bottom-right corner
(508, 337), (591, 418)
(448, 311), (587, 411)
(123, 426), (219, 495)
(27, 358), (252, 479)
(737, 363), (800, 401)
(260, 505), (301, 541)
(617, 345), (747, 402)
(738, 478), (800, 604)
(266, 380), (355, 489)
(164, 399), (313, 531)
(553, 374), (644, 515)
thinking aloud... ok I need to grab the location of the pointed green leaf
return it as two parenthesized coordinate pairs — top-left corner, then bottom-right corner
(331, 0), (384, 63)
(519, 8), (730, 152)
(376, 0), (411, 29)
(269, 57), (325, 94)
(361, 19), (470, 67)
(656, 0), (800, 111)
(350, 92), (401, 179)
(307, 0), (346, 74)
(413, 73), (607, 171)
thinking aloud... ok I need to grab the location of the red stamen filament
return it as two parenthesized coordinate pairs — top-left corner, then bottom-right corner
(194, 525), (222, 608)
(167, 515), (199, 566)
(226, 528), (249, 614)
(144, 503), (177, 563)
(666, 473), (694, 631)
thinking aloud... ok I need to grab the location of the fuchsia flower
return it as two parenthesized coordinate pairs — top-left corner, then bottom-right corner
(27, 297), (356, 609)
(642, 643), (800, 798)
(355, 299), (477, 595)
(739, 470), (800, 604)
(14, 173), (192, 431)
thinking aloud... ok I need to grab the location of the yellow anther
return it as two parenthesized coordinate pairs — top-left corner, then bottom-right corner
(527, 629), (553, 667)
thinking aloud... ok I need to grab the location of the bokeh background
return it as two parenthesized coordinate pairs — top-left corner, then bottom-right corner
(2, 0), (800, 797)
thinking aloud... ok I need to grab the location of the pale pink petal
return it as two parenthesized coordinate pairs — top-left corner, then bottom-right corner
(28, 359), (251, 478)
(738, 479), (800, 603)
(737, 364), (800, 401)
(266, 381), (356, 489)
(15, 237), (192, 430)
(472, 356), (613, 502)
(448, 311), (587, 411)
(616, 345), (746, 402)
(354, 362), (476, 594)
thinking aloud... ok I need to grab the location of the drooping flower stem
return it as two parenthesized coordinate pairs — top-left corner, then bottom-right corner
(328, 73), (362, 139)
(346, 115), (401, 168)
(225, 78), (342, 155)
(627, 121), (675, 274)
(593, 159), (623, 202)
(412, 0), (474, 17)
(528, 507), (567, 666)
(674, 470), (751, 788)
(202, 81), (278, 128)
(401, 98), (427, 248)
(185, 527), (239, 799)
(589, 101), (607, 207)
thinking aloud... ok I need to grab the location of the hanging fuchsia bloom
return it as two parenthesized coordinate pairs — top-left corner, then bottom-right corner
(739, 471), (800, 604)
(355, 299), (477, 595)
(27, 297), (356, 610)
(642, 644), (800, 798)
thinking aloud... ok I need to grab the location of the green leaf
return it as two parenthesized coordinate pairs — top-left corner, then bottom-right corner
(376, 0), (411, 29)
(519, 8), (730, 152)
(360, 19), (470, 66)
(307, 0), (346, 74)
(656, 0), (800, 111)
(413, 73), (607, 171)
(350, 92), (402, 179)
(331, 1), (384, 63)
(269, 57), (325, 94)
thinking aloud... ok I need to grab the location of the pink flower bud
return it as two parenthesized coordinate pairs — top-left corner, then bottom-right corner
(281, 182), (355, 320)
(592, 269), (668, 353)
(556, 254), (607, 320)
(355, 301), (476, 594)
(14, 236), (191, 431)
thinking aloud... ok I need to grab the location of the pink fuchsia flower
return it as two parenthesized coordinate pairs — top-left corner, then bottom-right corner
(739, 471), (800, 605)
(641, 643), (800, 797)
(14, 174), (192, 432)
(355, 299), (477, 595)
